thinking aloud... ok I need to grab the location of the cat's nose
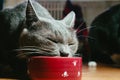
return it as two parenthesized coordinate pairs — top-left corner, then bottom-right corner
(60, 51), (69, 57)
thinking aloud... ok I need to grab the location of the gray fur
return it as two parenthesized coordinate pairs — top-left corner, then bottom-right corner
(19, 0), (78, 57)
(0, 0), (78, 78)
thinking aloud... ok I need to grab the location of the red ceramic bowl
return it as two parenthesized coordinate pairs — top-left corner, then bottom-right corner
(28, 56), (82, 80)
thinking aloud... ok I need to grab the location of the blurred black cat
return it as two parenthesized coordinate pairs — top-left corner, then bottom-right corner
(0, 0), (78, 79)
(89, 4), (120, 65)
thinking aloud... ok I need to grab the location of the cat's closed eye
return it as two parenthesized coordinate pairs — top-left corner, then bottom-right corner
(47, 37), (58, 43)
(68, 42), (75, 46)
(68, 38), (76, 46)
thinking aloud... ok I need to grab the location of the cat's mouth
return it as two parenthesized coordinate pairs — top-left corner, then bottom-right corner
(14, 46), (58, 59)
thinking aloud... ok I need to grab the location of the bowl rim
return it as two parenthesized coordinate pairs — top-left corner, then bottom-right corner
(30, 56), (82, 59)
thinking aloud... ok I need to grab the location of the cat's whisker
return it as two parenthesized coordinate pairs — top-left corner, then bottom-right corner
(14, 48), (40, 52)
(22, 46), (40, 49)
(75, 22), (84, 33)
(16, 50), (58, 57)
(76, 27), (89, 34)
(77, 26), (95, 34)
(77, 35), (96, 40)
(23, 52), (58, 56)
(14, 46), (40, 52)
(14, 46), (59, 57)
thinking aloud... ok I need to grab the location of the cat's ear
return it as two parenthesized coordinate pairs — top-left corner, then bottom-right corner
(26, 0), (38, 26)
(62, 11), (75, 28)
(26, 0), (52, 27)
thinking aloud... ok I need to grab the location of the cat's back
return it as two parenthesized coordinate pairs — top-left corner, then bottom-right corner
(0, 2), (28, 53)
(0, 2), (27, 34)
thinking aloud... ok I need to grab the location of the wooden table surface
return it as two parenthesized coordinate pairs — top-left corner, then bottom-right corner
(82, 64), (120, 80)
(0, 64), (120, 80)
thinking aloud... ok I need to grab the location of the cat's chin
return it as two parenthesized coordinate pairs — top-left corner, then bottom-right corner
(67, 54), (75, 57)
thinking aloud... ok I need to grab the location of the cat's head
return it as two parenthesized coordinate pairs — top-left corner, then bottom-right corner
(19, 0), (78, 58)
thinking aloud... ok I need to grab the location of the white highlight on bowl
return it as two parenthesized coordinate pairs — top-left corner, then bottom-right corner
(77, 71), (81, 77)
(62, 71), (69, 77)
(72, 60), (78, 66)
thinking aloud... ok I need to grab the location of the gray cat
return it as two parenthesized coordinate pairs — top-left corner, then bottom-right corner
(0, 0), (78, 79)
